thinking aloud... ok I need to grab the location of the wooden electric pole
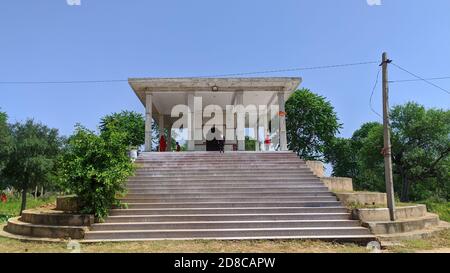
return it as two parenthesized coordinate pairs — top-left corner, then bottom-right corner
(381, 52), (396, 221)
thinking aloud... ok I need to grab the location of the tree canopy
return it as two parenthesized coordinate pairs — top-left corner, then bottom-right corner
(0, 110), (13, 189)
(327, 102), (450, 202)
(2, 119), (62, 214)
(285, 88), (341, 160)
(99, 111), (145, 148)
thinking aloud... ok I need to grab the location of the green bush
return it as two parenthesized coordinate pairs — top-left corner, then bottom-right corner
(59, 125), (134, 220)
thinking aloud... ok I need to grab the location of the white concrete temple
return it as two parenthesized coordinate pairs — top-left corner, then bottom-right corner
(129, 77), (302, 152)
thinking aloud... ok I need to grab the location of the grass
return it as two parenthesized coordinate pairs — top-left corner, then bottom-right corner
(1, 230), (449, 253)
(386, 229), (450, 253)
(0, 237), (369, 253)
(0, 195), (56, 223)
(422, 201), (450, 222)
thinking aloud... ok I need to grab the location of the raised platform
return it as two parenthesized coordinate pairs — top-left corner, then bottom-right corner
(4, 209), (93, 240)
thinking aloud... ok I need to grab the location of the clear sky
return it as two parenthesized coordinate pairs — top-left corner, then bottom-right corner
(0, 0), (449, 138)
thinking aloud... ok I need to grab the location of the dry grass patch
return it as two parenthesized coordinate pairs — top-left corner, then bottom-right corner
(384, 229), (450, 253)
(0, 237), (368, 253)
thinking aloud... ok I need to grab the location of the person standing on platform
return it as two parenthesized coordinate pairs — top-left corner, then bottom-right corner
(159, 135), (167, 152)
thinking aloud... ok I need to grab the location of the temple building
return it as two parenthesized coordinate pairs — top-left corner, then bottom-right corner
(128, 77), (302, 152)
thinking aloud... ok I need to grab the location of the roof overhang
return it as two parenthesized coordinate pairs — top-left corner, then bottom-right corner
(129, 77), (302, 107)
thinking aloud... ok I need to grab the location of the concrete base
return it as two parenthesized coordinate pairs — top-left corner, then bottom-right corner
(363, 214), (440, 234)
(56, 196), (82, 212)
(350, 204), (449, 241)
(20, 209), (94, 226)
(352, 205), (427, 222)
(3, 207), (94, 240)
(321, 177), (353, 192)
(305, 161), (324, 177)
(335, 192), (387, 206)
(5, 217), (89, 240)
(379, 221), (450, 241)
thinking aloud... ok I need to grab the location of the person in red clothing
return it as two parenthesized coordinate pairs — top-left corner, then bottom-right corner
(1, 193), (7, 203)
(264, 134), (271, 151)
(159, 135), (167, 152)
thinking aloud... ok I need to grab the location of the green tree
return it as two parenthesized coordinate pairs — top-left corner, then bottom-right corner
(331, 103), (450, 202)
(0, 110), (13, 190)
(99, 111), (145, 148)
(59, 124), (134, 219)
(325, 122), (381, 181)
(2, 120), (62, 214)
(390, 103), (449, 201)
(286, 88), (342, 160)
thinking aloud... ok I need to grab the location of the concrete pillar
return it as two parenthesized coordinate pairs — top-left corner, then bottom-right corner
(167, 122), (172, 151)
(278, 92), (288, 151)
(144, 93), (153, 152)
(236, 91), (245, 151)
(255, 119), (260, 151)
(158, 115), (165, 151)
(187, 94), (195, 151)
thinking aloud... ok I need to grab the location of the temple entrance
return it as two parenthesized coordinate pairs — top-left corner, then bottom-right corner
(206, 127), (222, 151)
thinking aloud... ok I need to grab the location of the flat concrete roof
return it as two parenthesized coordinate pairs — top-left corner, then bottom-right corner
(128, 77), (302, 116)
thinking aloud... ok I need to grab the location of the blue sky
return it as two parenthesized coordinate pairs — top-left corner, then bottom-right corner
(0, 0), (449, 138)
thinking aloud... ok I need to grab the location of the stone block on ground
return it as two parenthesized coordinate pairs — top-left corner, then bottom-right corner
(56, 195), (81, 212)
(305, 161), (324, 177)
(320, 177), (353, 192)
(352, 205), (427, 222)
(335, 192), (387, 206)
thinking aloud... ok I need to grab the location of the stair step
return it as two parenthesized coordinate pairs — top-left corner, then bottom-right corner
(91, 220), (362, 231)
(119, 196), (339, 203)
(126, 188), (329, 194)
(84, 227), (372, 240)
(127, 177), (319, 182)
(124, 192), (334, 199)
(109, 207), (348, 216)
(122, 201), (343, 209)
(126, 183), (325, 188)
(6, 217), (87, 239)
(104, 213), (351, 223)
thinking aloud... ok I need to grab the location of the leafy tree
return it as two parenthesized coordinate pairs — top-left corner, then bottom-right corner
(329, 103), (450, 202)
(325, 122), (381, 182)
(388, 103), (449, 201)
(0, 110), (13, 190)
(99, 111), (145, 148)
(286, 88), (342, 160)
(2, 120), (62, 215)
(59, 124), (134, 219)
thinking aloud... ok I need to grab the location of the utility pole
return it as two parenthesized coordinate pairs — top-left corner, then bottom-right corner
(381, 52), (396, 221)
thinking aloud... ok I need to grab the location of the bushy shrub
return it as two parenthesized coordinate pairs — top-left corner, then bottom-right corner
(59, 124), (134, 219)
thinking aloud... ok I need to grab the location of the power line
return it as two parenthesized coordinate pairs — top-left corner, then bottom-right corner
(196, 61), (379, 78)
(0, 61), (378, 85)
(369, 68), (382, 118)
(391, 63), (450, 95)
(389, 76), (450, 83)
(0, 79), (128, 85)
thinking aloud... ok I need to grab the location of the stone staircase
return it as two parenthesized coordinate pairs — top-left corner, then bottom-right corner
(84, 152), (376, 242)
